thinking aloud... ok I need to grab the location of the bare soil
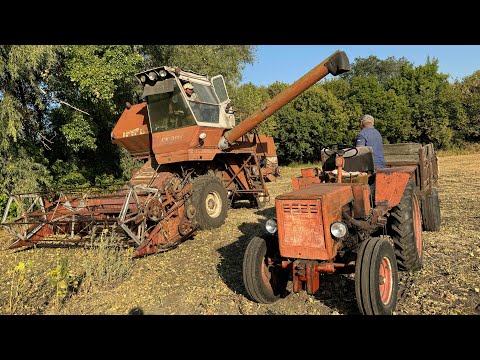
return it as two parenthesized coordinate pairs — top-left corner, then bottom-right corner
(1, 153), (479, 315)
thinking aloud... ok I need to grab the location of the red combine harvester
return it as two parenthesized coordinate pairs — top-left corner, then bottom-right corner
(242, 142), (440, 314)
(2, 50), (351, 257)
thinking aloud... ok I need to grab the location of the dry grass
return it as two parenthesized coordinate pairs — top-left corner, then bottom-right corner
(0, 153), (479, 315)
(437, 142), (480, 157)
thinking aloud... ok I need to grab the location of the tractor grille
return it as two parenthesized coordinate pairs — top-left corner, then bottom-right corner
(277, 199), (325, 259)
(283, 203), (319, 214)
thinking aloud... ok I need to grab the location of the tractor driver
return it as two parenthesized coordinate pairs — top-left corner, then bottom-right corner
(356, 114), (385, 169)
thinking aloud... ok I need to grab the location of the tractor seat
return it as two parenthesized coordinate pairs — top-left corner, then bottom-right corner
(321, 146), (375, 173)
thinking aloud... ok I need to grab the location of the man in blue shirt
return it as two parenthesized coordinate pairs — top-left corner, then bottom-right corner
(356, 114), (385, 169)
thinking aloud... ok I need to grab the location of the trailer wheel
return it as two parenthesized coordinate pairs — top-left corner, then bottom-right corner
(243, 236), (288, 304)
(388, 180), (423, 272)
(421, 187), (441, 232)
(191, 176), (228, 230)
(355, 237), (399, 315)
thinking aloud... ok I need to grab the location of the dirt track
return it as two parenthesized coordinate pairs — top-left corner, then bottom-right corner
(1, 153), (479, 315)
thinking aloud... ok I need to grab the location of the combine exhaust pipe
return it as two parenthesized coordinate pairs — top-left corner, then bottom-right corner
(218, 50), (351, 150)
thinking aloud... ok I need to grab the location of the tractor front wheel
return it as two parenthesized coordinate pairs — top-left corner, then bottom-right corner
(355, 237), (399, 315)
(243, 236), (288, 304)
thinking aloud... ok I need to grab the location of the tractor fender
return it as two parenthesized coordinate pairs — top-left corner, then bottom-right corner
(375, 166), (417, 209)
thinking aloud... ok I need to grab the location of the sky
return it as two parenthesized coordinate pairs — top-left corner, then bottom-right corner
(241, 45), (480, 86)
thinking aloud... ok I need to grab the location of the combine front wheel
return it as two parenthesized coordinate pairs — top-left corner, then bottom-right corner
(243, 236), (288, 304)
(355, 237), (399, 315)
(191, 175), (228, 229)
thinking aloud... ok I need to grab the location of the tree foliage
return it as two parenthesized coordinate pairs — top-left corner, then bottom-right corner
(231, 82), (275, 135)
(347, 75), (414, 144)
(455, 70), (480, 142)
(0, 45), (59, 194)
(275, 85), (351, 164)
(388, 58), (464, 148)
(341, 55), (412, 86)
(0, 46), (478, 206)
(0, 45), (256, 199)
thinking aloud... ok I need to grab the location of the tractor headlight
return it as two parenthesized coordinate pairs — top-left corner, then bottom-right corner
(159, 69), (167, 78)
(331, 222), (347, 238)
(265, 218), (277, 235)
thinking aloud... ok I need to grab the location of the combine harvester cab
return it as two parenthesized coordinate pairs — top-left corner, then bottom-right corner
(2, 50), (350, 257)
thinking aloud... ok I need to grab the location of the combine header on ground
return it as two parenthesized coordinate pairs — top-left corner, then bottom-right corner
(2, 50), (350, 257)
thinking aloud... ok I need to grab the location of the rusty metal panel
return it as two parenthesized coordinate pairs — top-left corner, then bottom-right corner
(301, 168), (317, 177)
(277, 183), (353, 202)
(291, 176), (321, 191)
(112, 103), (151, 158)
(152, 126), (223, 164)
(246, 135), (277, 157)
(292, 177), (300, 191)
(277, 184), (353, 260)
(277, 199), (325, 259)
(306, 262), (320, 295)
(375, 166), (416, 208)
(303, 183), (370, 219)
(351, 184), (371, 219)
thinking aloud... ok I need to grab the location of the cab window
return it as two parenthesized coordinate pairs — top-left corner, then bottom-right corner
(146, 84), (196, 132)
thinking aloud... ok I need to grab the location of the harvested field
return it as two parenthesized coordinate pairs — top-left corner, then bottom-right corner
(0, 153), (479, 315)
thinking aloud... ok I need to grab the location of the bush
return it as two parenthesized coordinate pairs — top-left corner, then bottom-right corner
(82, 227), (134, 290)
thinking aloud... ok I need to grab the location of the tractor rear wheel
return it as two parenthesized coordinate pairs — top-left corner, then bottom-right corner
(191, 175), (228, 230)
(388, 180), (423, 272)
(355, 237), (399, 315)
(243, 236), (288, 304)
(421, 187), (441, 232)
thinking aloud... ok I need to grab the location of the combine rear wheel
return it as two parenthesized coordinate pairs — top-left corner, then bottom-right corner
(355, 237), (398, 315)
(191, 175), (228, 229)
(388, 180), (423, 272)
(243, 236), (288, 304)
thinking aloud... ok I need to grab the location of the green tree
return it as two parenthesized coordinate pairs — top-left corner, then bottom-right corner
(322, 78), (351, 100)
(348, 76), (414, 144)
(341, 55), (412, 86)
(46, 45), (145, 187)
(0, 45), (59, 194)
(455, 71), (480, 143)
(231, 83), (275, 135)
(389, 58), (463, 148)
(275, 85), (350, 163)
(0, 45), (257, 196)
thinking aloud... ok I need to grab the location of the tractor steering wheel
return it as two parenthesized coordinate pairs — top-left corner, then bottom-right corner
(323, 144), (359, 159)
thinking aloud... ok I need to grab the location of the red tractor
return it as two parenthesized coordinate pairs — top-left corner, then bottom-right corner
(243, 142), (440, 315)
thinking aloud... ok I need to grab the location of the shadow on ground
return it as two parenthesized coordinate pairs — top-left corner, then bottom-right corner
(312, 274), (359, 315)
(216, 206), (361, 314)
(216, 207), (275, 297)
